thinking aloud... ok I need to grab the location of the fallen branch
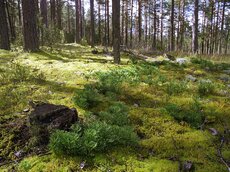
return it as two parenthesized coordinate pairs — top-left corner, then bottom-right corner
(217, 136), (230, 172)
(122, 49), (150, 61)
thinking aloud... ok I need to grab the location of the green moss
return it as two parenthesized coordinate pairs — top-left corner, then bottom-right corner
(0, 44), (229, 171)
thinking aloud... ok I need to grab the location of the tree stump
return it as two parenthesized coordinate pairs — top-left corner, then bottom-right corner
(28, 102), (78, 145)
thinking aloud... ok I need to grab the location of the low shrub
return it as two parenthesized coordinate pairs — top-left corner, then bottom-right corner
(198, 80), (215, 96)
(98, 102), (129, 126)
(49, 122), (138, 156)
(0, 61), (45, 85)
(165, 80), (187, 95)
(95, 68), (138, 94)
(191, 58), (230, 71)
(164, 99), (204, 128)
(73, 84), (102, 109)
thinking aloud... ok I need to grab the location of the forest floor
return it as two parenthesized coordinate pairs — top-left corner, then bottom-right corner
(0, 44), (230, 172)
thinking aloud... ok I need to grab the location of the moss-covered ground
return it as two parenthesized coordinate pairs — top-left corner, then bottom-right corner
(0, 44), (229, 172)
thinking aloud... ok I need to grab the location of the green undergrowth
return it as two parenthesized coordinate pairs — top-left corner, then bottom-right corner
(0, 46), (229, 172)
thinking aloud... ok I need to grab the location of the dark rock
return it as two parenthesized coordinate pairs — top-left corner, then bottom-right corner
(164, 53), (176, 61)
(29, 102), (78, 144)
(219, 75), (230, 82)
(92, 50), (99, 54)
(182, 161), (194, 172)
(223, 69), (230, 75)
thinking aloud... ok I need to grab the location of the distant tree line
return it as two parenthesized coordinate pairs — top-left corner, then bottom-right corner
(0, 0), (230, 63)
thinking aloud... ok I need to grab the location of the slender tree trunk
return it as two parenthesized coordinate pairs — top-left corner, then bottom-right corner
(176, 0), (181, 51)
(125, 0), (128, 46)
(138, 0), (142, 43)
(40, 0), (48, 27)
(6, 1), (16, 41)
(50, 0), (56, 25)
(160, 0), (163, 49)
(56, 0), (62, 30)
(112, 0), (120, 64)
(121, 0), (124, 45)
(218, 0), (226, 54)
(214, 1), (219, 53)
(79, 0), (82, 39)
(0, 0), (10, 50)
(67, 1), (71, 33)
(90, 0), (95, 47)
(75, 0), (80, 43)
(209, 0), (214, 54)
(106, 0), (110, 45)
(17, 0), (22, 26)
(170, 0), (174, 51)
(22, 0), (39, 51)
(144, 0), (148, 46)
(152, 0), (156, 49)
(98, 2), (101, 44)
(179, 0), (185, 51)
(192, 0), (198, 54)
(129, 0), (133, 48)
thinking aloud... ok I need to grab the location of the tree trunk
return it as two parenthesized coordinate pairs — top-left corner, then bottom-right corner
(152, 0), (156, 49)
(90, 0), (95, 48)
(138, 0), (142, 43)
(112, 0), (120, 64)
(218, 0), (226, 54)
(98, 2), (101, 44)
(192, 0), (198, 54)
(106, 0), (110, 45)
(75, 0), (80, 43)
(18, 0), (22, 26)
(0, 0), (10, 50)
(56, 0), (62, 30)
(160, 0), (163, 49)
(40, 0), (48, 27)
(125, 0), (128, 46)
(22, 0), (39, 51)
(129, 0), (133, 48)
(121, 0), (124, 45)
(170, 0), (175, 51)
(50, 0), (56, 25)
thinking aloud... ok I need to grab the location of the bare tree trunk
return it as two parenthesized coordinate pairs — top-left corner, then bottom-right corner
(138, 0), (142, 43)
(218, 0), (226, 54)
(121, 0), (124, 45)
(75, 0), (80, 43)
(0, 0), (10, 50)
(56, 0), (62, 30)
(129, 0), (133, 48)
(107, 0), (110, 45)
(50, 0), (56, 25)
(112, 0), (120, 64)
(17, 0), (22, 26)
(90, 0), (95, 48)
(98, 2), (101, 44)
(192, 0), (198, 54)
(170, 0), (175, 51)
(40, 0), (48, 27)
(125, 0), (128, 46)
(176, 0), (181, 51)
(22, 0), (39, 51)
(160, 0), (163, 49)
(152, 0), (156, 49)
